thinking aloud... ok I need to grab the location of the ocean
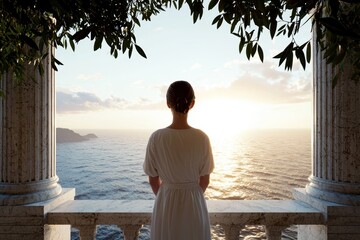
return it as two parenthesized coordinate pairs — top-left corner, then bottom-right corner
(56, 128), (311, 240)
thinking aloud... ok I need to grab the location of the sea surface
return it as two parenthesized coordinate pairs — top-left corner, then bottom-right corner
(56, 128), (311, 240)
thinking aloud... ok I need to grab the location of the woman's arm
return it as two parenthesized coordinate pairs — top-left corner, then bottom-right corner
(149, 176), (161, 195)
(199, 174), (210, 192)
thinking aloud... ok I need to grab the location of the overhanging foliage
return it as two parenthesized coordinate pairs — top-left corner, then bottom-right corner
(0, 0), (359, 86)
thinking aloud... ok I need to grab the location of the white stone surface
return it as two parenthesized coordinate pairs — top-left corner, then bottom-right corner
(0, 188), (75, 240)
(46, 199), (324, 240)
(47, 199), (324, 226)
(294, 188), (360, 240)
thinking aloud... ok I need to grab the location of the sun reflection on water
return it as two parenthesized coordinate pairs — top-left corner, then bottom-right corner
(204, 129), (311, 201)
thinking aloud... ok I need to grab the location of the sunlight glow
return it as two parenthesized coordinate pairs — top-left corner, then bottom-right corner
(190, 98), (265, 138)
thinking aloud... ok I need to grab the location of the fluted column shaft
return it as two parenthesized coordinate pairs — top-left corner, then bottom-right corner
(305, 33), (360, 205)
(0, 47), (62, 205)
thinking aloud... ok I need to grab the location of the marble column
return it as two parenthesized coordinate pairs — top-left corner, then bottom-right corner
(305, 37), (360, 206)
(294, 27), (360, 240)
(0, 48), (62, 205)
(0, 47), (74, 240)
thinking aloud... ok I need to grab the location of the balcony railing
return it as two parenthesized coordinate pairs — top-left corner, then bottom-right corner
(46, 188), (324, 240)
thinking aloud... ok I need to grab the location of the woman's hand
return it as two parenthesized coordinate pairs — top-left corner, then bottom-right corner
(199, 175), (210, 192)
(149, 176), (161, 195)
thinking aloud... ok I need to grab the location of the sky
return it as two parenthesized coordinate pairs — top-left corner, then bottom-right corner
(55, 6), (313, 134)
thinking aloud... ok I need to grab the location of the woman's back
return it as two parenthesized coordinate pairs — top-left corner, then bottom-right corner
(144, 128), (213, 184)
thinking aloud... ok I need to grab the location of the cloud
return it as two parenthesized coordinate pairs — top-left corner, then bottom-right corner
(56, 90), (163, 113)
(56, 91), (124, 113)
(199, 61), (312, 104)
(57, 60), (311, 114)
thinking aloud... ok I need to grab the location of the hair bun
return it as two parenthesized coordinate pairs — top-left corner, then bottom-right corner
(166, 81), (195, 114)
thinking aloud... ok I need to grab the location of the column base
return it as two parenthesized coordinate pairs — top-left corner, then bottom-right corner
(305, 177), (360, 206)
(0, 184), (62, 206)
(0, 177), (63, 206)
(0, 188), (75, 240)
(293, 188), (360, 240)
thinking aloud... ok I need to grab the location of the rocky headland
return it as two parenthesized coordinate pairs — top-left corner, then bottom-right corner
(56, 128), (97, 143)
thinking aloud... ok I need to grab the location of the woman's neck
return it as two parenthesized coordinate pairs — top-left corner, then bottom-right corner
(168, 112), (191, 129)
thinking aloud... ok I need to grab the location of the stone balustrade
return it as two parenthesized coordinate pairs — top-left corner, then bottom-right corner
(47, 188), (324, 240)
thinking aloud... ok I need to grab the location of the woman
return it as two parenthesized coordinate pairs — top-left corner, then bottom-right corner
(143, 80), (214, 240)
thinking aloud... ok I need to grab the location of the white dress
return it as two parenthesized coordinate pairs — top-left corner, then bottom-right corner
(143, 127), (214, 240)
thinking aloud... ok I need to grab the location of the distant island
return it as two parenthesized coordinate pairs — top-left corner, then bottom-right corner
(56, 128), (98, 143)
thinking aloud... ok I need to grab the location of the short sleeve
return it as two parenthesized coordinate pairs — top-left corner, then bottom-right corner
(199, 135), (215, 176)
(143, 134), (159, 177)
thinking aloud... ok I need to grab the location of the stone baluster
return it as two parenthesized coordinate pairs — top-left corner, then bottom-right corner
(0, 46), (62, 205)
(74, 225), (97, 240)
(221, 224), (242, 240)
(265, 225), (288, 240)
(121, 224), (142, 240)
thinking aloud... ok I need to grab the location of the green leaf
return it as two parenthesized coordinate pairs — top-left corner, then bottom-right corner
(224, 13), (232, 24)
(69, 38), (75, 51)
(218, 0), (225, 12)
(212, 15), (221, 25)
(278, 24), (286, 32)
(287, 22), (295, 37)
(273, 51), (284, 59)
(179, 0), (185, 9)
(285, 51), (293, 70)
(38, 64), (44, 76)
(239, 37), (246, 53)
(306, 42), (311, 63)
(94, 35), (103, 51)
(73, 28), (91, 42)
(216, 17), (223, 29)
(246, 42), (253, 60)
(295, 48), (306, 70)
(133, 16), (141, 26)
(270, 21), (277, 39)
(318, 17), (348, 36)
(193, 11), (199, 23)
(254, 0), (266, 12)
(128, 45), (133, 58)
(52, 56), (64, 65)
(51, 60), (58, 71)
(41, 53), (49, 60)
(122, 38), (131, 53)
(130, 32), (137, 42)
(251, 43), (257, 57)
(258, 45), (264, 62)
(332, 48), (346, 65)
(21, 35), (39, 50)
(274, 51), (287, 66)
(208, 0), (219, 10)
(135, 44), (147, 58)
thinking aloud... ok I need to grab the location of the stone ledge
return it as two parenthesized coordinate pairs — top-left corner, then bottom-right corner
(47, 199), (325, 226)
(0, 188), (75, 217)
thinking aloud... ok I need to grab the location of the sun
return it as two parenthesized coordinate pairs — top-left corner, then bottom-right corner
(190, 98), (263, 138)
